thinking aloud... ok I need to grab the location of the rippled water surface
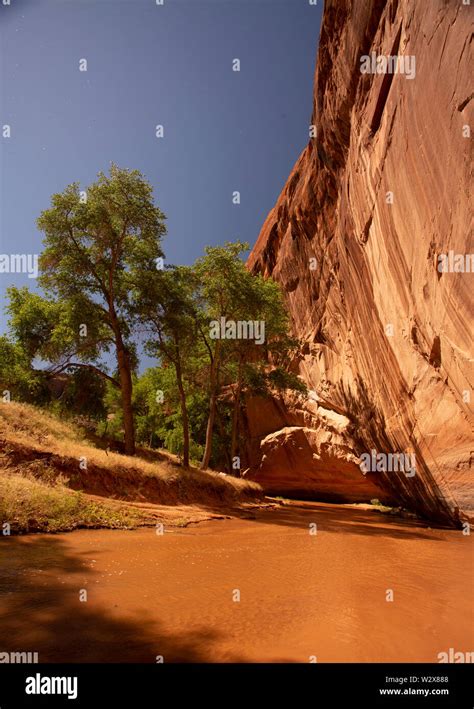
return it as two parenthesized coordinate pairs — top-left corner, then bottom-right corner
(0, 502), (472, 662)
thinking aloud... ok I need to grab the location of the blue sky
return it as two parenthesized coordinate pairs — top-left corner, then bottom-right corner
(0, 0), (322, 339)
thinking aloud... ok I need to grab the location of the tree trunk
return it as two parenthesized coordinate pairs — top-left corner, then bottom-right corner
(174, 356), (190, 468)
(200, 342), (220, 470)
(116, 343), (135, 456)
(109, 302), (136, 456)
(230, 356), (243, 476)
(201, 388), (217, 470)
(215, 405), (233, 474)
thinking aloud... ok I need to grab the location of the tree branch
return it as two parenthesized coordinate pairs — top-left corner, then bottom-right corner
(46, 362), (120, 388)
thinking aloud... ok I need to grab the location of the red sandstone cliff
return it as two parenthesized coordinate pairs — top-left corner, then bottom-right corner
(246, 0), (473, 525)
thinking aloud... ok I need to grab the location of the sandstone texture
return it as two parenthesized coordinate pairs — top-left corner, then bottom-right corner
(246, 0), (473, 525)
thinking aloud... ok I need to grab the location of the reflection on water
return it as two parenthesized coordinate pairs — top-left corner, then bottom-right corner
(0, 502), (472, 663)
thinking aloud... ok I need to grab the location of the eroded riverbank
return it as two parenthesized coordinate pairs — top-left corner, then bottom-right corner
(0, 501), (472, 662)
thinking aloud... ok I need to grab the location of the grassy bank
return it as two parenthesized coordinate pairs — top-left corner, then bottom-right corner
(0, 402), (263, 533)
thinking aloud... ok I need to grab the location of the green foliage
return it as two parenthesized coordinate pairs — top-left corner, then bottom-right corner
(35, 164), (166, 366)
(0, 335), (47, 402)
(6, 286), (107, 366)
(38, 164), (166, 304)
(194, 240), (305, 388)
(161, 422), (204, 462)
(3, 165), (168, 454)
(2, 166), (307, 470)
(192, 241), (306, 468)
(57, 367), (107, 420)
(133, 367), (205, 460)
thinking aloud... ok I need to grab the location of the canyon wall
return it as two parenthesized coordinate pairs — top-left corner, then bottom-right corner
(246, 0), (473, 525)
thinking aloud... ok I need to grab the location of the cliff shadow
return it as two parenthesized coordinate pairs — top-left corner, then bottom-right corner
(243, 500), (450, 541)
(336, 376), (458, 527)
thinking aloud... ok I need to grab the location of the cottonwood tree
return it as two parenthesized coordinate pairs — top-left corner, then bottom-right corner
(132, 265), (198, 468)
(224, 275), (305, 468)
(193, 242), (247, 469)
(34, 164), (166, 455)
(3, 292), (107, 417)
(194, 241), (305, 471)
(0, 333), (44, 402)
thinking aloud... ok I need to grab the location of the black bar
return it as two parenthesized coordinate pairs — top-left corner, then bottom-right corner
(0, 663), (472, 708)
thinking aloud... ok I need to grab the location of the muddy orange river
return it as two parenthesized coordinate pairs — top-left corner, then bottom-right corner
(0, 502), (472, 663)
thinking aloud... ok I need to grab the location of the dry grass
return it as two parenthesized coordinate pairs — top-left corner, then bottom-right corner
(0, 401), (263, 533)
(0, 473), (147, 532)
